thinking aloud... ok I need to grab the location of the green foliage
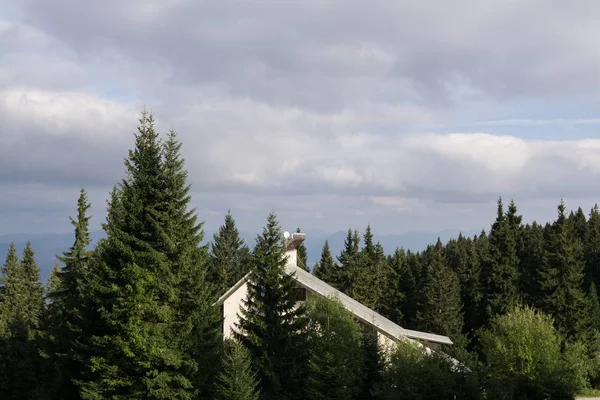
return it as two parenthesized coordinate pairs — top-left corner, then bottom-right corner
(358, 327), (384, 399)
(209, 210), (251, 295)
(305, 295), (363, 400)
(378, 340), (481, 400)
(0, 242), (45, 399)
(336, 229), (361, 296)
(480, 305), (588, 399)
(537, 200), (590, 341)
(43, 188), (93, 399)
(312, 240), (335, 283)
(481, 198), (521, 323)
(446, 234), (483, 341)
(235, 212), (310, 400)
(216, 339), (260, 400)
(417, 241), (464, 342)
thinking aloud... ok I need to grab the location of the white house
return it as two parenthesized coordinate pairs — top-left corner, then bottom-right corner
(215, 231), (453, 353)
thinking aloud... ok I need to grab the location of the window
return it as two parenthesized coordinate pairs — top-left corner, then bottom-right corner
(291, 287), (307, 302)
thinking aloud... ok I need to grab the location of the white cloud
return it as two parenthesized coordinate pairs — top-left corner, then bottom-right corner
(2, 0), (600, 235)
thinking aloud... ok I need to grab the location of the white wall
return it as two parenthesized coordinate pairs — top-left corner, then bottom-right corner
(222, 282), (248, 339)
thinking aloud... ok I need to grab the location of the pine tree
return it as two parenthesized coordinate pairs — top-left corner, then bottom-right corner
(21, 242), (44, 321)
(354, 226), (385, 310)
(209, 210), (251, 295)
(358, 327), (384, 399)
(77, 113), (217, 398)
(401, 250), (421, 328)
(295, 227), (309, 272)
(481, 198), (521, 323)
(312, 240), (335, 283)
(585, 205), (600, 291)
(520, 222), (545, 306)
(234, 212), (309, 400)
(0, 242), (44, 399)
(416, 242), (464, 342)
(569, 207), (588, 243)
(305, 296), (363, 400)
(336, 229), (361, 296)
(215, 340), (260, 400)
(382, 248), (408, 324)
(43, 189), (93, 398)
(538, 200), (589, 341)
(445, 234), (482, 338)
(155, 128), (222, 397)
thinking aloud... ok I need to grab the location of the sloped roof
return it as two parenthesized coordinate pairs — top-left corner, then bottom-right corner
(215, 265), (453, 346)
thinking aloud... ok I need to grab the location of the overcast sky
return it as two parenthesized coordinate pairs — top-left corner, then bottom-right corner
(1, 0), (600, 236)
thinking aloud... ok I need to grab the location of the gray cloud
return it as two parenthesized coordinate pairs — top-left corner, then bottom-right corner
(2, 0), (600, 235)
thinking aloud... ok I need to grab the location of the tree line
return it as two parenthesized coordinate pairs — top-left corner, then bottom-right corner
(0, 111), (598, 399)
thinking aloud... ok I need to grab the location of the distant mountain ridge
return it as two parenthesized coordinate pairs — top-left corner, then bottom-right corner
(0, 228), (479, 283)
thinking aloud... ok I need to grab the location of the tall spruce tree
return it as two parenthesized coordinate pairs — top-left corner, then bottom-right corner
(45, 189), (93, 399)
(585, 205), (600, 291)
(416, 241), (464, 343)
(295, 227), (309, 271)
(215, 340), (260, 400)
(305, 296), (363, 400)
(312, 240), (335, 283)
(445, 234), (482, 339)
(520, 222), (545, 306)
(481, 198), (521, 323)
(354, 226), (387, 310)
(538, 200), (590, 341)
(336, 229), (361, 296)
(156, 129), (222, 397)
(0, 242), (44, 399)
(77, 113), (218, 399)
(209, 211), (251, 295)
(234, 213), (309, 400)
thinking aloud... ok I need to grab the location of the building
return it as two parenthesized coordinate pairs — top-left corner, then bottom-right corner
(215, 231), (453, 353)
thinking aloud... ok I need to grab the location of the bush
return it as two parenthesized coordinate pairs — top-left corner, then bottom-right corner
(480, 305), (589, 400)
(377, 340), (482, 400)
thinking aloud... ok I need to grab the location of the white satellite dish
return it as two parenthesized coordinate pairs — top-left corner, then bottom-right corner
(283, 231), (291, 239)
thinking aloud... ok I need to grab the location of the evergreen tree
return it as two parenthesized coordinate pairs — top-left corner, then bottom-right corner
(382, 248), (408, 324)
(44, 188), (93, 399)
(215, 340), (260, 400)
(401, 250), (421, 328)
(585, 205), (600, 290)
(77, 113), (218, 398)
(336, 229), (361, 296)
(305, 296), (363, 400)
(21, 242), (44, 319)
(538, 200), (589, 341)
(209, 210), (251, 295)
(312, 240), (335, 283)
(358, 327), (384, 399)
(445, 234), (482, 338)
(0, 242), (44, 399)
(416, 242), (464, 342)
(569, 207), (588, 243)
(520, 222), (545, 306)
(354, 226), (386, 310)
(481, 198), (521, 323)
(295, 227), (309, 272)
(235, 213), (309, 400)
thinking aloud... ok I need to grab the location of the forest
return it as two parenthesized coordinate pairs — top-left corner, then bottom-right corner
(1, 111), (599, 400)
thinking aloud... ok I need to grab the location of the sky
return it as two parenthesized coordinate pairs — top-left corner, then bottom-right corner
(1, 0), (600, 236)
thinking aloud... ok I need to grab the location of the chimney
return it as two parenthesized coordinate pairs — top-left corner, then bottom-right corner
(284, 232), (306, 268)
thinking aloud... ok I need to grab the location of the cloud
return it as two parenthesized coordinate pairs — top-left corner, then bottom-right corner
(2, 1), (600, 235)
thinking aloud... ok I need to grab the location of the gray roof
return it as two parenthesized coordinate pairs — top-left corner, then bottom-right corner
(215, 265), (453, 346)
(285, 265), (452, 346)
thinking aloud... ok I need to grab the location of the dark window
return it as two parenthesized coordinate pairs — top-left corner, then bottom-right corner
(291, 287), (307, 302)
